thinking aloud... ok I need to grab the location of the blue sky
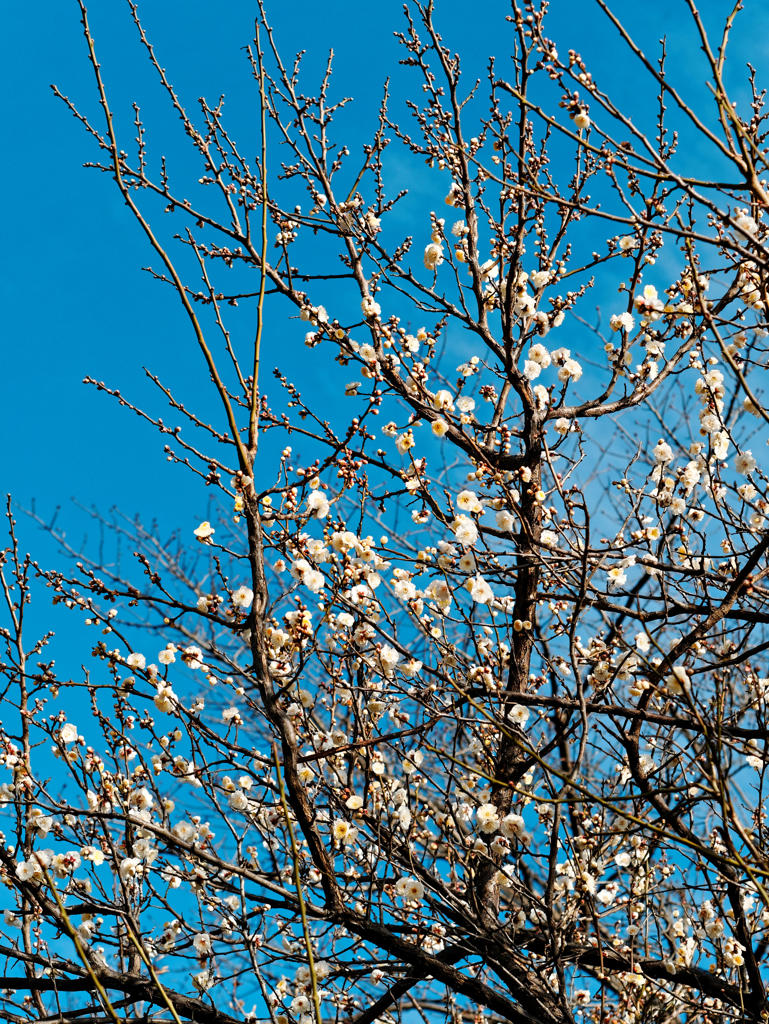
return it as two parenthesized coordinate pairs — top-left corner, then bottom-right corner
(3, 0), (768, 573)
(2, 0), (769, 1003)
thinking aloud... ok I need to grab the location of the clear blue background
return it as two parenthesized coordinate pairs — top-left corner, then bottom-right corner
(3, 0), (768, 570)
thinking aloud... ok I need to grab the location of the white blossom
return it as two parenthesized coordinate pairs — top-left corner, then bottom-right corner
(468, 575), (493, 604)
(424, 242), (444, 270)
(652, 439), (673, 463)
(452, 515), (479, 547)
(456, 489), (483, 513)
(735, 451), (757, 475)
(60, 722), (79, 745)
(609, 311), (635, 332)
(476, 803), (500, 833)
(395, 876), (425, 902)
(232, 586), (254, 609)
(307, 490), (330, 518)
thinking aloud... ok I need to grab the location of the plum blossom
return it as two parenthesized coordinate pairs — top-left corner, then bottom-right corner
(173, 821), (197, 843)
(28, 809), (52, 835)
(744, 396), (763, 416)
(361, 296), (381, 318)
(307, 489), (330, 518)
(395, 876), (425, 902)
(60, 722), (79, 744)
(192, 969), (213, 992)
(610, 311), (634, 332)
(635, 283), (665, 319)
(445, 183), (461, 206)
(652, 439), (673, 463)
(291, 558), (324, 593)
(332, 819), (358, 845)
(735, 451), (757, 475)
(424, 242), (444, 270)
(496, 510), (515, 532)
(158, 645), (176, 665)
(734, 209), (758, 236)
(401, 658), (423, 677)
(232, 586), (254, 609)
(154, 684), (177, 713)
(500, 814), (531, 844)
(723, 937), (746, 968)
(476, 803), (500, 833)
(432, 389), (455, 412)
(550, 347), (583, 383)
(51, 851), (81, 877)
(607, 566), (627, 590)
(558, 358), (582, 383)
(635, 632), (651, 653)
(468, 575), (493, 604)
(395, 430), (415, 455)
(712, 431), (730, 460)
(508, 704), (530, 727)
(119, 857), (142, 880)
(458, 552), (475, 572)
(426, 579), (452, 612)
(456, 489), (483, 513)
(129, 787), (154, 811)
(182, 645), (204, 670)
(452, 515), (479, 547)
(573, 109), (590, 130)
(379, 645), (401, 676)
(528, 343), (551, 368)
(228, 790), (249, 811)
(16, 851), (53, 883)
(665, 666), (691, 695)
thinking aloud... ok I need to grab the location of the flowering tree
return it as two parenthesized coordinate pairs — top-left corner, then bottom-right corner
(4, 1), (769, 1022)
